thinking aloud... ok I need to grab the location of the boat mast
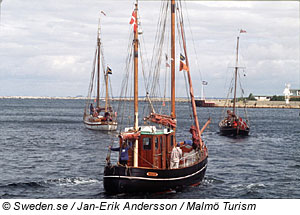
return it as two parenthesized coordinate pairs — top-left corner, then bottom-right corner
(133, 2), (139, 167)
(233, 36), (239, 116)
(105, 71), (109, 112)
(171, 0), (176, 120)
(96, 18), (101, 108)
(178, 10), (203, 148)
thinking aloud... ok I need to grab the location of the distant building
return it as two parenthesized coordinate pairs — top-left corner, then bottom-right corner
(254, 95), (271, 101)
(290, 89), (300, 97)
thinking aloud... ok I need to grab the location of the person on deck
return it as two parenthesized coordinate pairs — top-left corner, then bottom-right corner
(109, 142), (131, 166)
(226, 109), (236, 125)
(90, 103), (94, 115)
(170, 143), (182, 169)
(226, 110), (233, 120)
(92, 108), (98, 117)
(104, 112), (112, 121)
(94, 107), (101, 114)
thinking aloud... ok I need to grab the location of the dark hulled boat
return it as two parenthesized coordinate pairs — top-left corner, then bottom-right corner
(219, 118), (250, 136)
(219, 31), (250, 136)
(104, 0), (210, 194)
(195, 99), (215, 107)
(104, 159), (207, 194)
(104, 127), (208, 193)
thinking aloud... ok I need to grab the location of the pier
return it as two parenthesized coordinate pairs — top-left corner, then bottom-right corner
(1, 96), (300, 109)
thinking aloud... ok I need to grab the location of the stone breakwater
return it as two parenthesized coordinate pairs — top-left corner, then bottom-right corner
(0, 96), (87, 100)
(208, 99), (300, 109)
(1, 96), (300, 109)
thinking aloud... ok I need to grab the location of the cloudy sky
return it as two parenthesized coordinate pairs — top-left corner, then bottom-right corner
(0, 0), (299, 98)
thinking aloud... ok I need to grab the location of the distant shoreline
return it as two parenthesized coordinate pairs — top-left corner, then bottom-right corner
(0, 96), (88, 100)
(210, 99), (300, 109)
(1, 96), (300, 109)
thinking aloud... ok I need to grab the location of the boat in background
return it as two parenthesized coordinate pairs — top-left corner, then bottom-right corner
(195, 99), (215, 107)
(104, 0), (210, 194)
(219, 30), (250, 136)
(83, 13), (117, 131)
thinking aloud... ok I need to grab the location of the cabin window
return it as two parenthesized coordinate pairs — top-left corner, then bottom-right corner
(155, 137), (159, 149)
(143, 137), (152, 150)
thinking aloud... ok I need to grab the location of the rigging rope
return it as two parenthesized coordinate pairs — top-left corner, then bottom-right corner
(147, 0), (170, 117)
(116, 31), (134, 132)
(176, 3), (193, 122)
(182, 0), (212, 123)
(84, 47), (98, 116)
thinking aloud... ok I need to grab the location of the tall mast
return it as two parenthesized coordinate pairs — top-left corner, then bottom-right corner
(105, 72), (109, 112)
(233, 36), (239, 115)
(171, 0), (176, 119)
(96, 19), (101, 108)
(133, 2), (139, 167)
(178, 12), (203, 148)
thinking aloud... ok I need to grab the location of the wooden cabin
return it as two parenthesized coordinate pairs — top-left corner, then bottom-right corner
(119, 126), (194, 169)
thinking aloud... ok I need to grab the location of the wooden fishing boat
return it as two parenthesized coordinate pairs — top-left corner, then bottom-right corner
(104, 0), (210, 194)
(83, 13), (117, 131)
(219, 31), (250, 136)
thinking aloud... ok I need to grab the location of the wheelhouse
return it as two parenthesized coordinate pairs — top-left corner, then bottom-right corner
(118, 126), (197, 169)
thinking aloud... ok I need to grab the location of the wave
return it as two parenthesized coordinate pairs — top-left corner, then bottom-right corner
(0, 177), (100, 190)
(46, 177), (100, 186)
(203, 176), (225, 185)
(0, 120), (80, 124)
(232, 183), (266, 189)
(289, 164), (300, 169)
(0, 181), (45, 189)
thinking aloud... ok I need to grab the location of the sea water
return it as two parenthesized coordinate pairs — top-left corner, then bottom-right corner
(0, 98), (299, 198)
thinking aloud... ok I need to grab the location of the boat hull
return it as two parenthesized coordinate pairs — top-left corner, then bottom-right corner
(219, 125), (249, 136)
(83, 120), (117, 131)
(195, 99), (215, 107)
(103, 157), (207, 194)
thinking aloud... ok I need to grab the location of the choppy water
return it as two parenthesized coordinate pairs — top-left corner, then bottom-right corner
(0, 98), (299, 198)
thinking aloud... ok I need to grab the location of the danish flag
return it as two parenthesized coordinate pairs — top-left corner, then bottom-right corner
(129, 11), (137, 32)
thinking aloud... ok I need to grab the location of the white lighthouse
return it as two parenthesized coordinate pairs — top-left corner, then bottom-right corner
(283, 84), (291, 104)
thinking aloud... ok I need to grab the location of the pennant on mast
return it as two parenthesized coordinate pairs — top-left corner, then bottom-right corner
(180, 53), (186, 61)
(106, 66), (112, 75)
(179, 61), (189, 71)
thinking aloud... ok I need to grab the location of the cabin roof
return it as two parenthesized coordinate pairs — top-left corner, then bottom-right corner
(124, 126), (173, 135)
(141, 129), (173, 135)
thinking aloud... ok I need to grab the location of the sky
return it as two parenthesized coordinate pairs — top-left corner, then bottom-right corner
(0, 0), (299, 98)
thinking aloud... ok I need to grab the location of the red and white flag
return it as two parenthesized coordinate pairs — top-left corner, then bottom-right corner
(129, 11), (137, 32)
(240, 29), (247, 33)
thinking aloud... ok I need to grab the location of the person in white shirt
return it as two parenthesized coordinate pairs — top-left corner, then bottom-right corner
(170, 143), (182, 169)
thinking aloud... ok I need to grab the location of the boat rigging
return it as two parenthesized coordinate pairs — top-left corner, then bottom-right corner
(83, 12), (118, 131)
(219, 30), (250, 136)
(104, 0), (210, 194)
